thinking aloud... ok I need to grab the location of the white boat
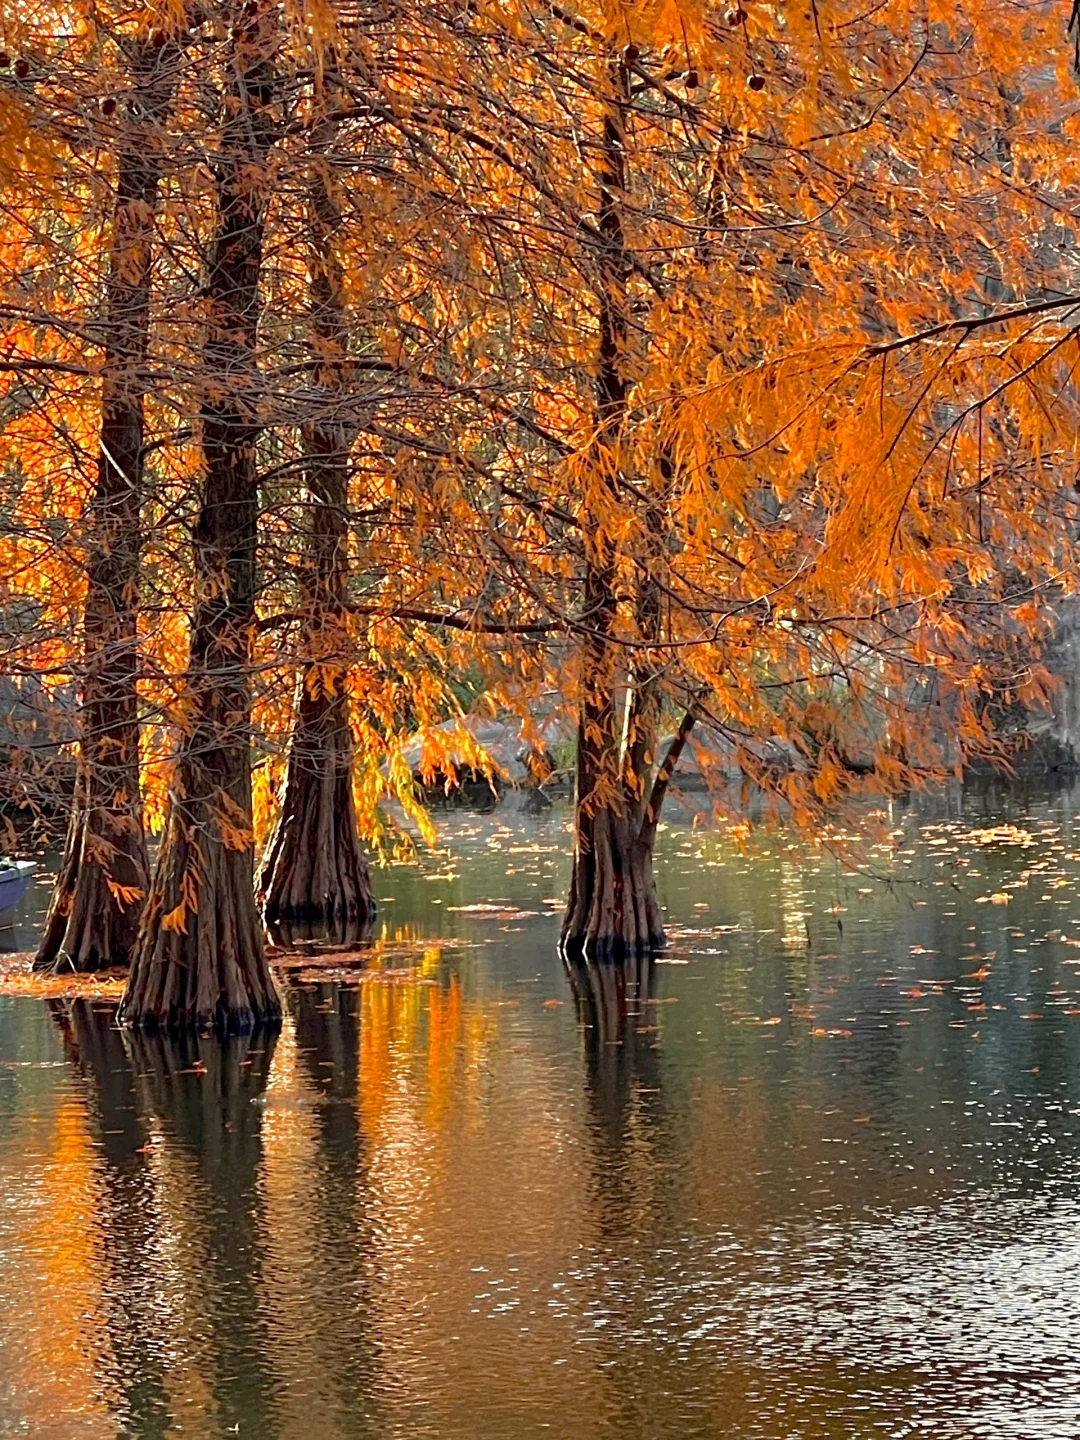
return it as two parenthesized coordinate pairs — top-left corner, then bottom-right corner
(0, 861), (36, 927)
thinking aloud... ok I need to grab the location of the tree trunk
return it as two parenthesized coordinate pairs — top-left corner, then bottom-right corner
(258, 95), (375, 939)
(259, 672), (375, 942)
(35, 36), (182, 974)
(562, 57), (664, 961)
(562, 788), (664, 960)
(120, 4), (279, 1033)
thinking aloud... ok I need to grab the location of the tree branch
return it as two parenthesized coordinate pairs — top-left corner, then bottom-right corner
(643, 705), (698, 837)
(866, 293), (1080, 359)
(258, 603), (561, 635)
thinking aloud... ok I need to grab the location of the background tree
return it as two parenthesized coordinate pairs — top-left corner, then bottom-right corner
(365, 0), (1080, 958)
(35, 26), (185, 974)
(257, 64), (376, 938)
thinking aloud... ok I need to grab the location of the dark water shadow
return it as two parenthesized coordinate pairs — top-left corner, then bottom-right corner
(283, 984), (382, 1430)
(562, 952), (687, 1432)
(268, 914), (375, 953)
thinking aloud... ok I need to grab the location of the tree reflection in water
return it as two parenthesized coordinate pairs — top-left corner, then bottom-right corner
(50, 1000), (281, 1436)
(267, 914), (375, 953)
(562, 953), (687, 1432)
(563, 948), (659, 1139)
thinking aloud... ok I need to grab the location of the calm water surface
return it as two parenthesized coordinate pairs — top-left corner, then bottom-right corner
(3, 788), (1080, 1437)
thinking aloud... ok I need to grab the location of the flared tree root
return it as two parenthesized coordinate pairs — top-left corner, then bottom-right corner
(259, 685), (375, 939)
(561, 808), (665, 962)
(120, 806), (280, 1034)
(35, 788), (147, 974)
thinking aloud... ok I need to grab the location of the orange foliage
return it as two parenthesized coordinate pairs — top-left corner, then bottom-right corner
(1, 0), (1079, 880)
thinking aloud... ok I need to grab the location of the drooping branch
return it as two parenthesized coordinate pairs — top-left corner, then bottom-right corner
(865, 293), (1080, 359)
(257, 603), (561, 635)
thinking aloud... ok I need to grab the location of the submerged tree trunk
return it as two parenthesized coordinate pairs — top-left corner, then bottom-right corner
(562, 794), (664, 960)
(120, 4), (279, 1033)
(259, 96), (374, 938)
(258, 668), (374, 940)
(562, 699), (696, 956)
(35, 36), (182, 974)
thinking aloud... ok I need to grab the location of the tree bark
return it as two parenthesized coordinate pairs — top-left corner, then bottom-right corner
(121, 4), (280, 1033)
(35, 35), (182, 974)
(258, 94), (375, 939)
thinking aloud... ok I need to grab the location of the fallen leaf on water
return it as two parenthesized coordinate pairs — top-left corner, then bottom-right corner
(0, 953), (126, 1001)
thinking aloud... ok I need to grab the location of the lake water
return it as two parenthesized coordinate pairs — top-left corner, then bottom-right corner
(2, 786), (1080, 1437)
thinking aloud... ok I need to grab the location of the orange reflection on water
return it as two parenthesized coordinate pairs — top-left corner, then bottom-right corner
(0, 1094), (113, 1438)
